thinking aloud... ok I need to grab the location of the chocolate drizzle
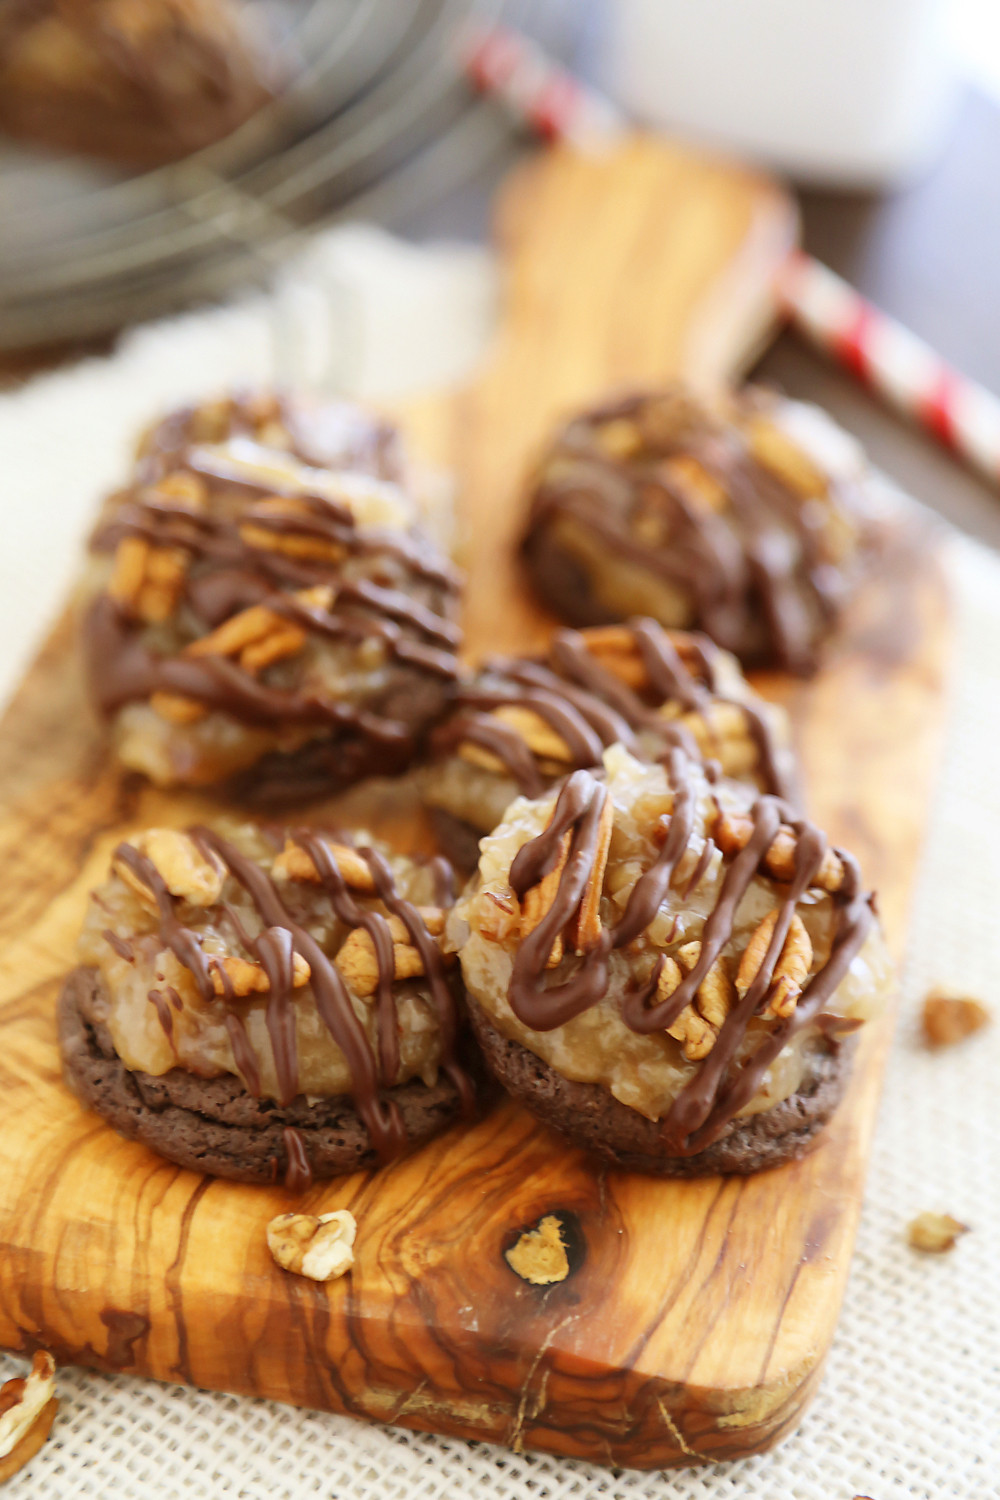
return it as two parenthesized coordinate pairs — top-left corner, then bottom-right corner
(432, 619), (795, 803)
(503, 753), (874, 1154)
(137, 394), (405, 489)
(523, 388), (866, 674)
(107, 830), (470, 1181)
(85, 404), (462, 756)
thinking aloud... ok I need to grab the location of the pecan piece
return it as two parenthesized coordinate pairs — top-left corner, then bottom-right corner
(239, 497), (345, 563)
(595, 417), (642, 460)
(208, 951), (311, 998)
(191, 584), (331, 665)
(267, 1210), (356, 1281)
(0, 1351), (57, 1483)
(272, 838), (375, 893)
(907, 1212), (969, 1253)
(504, 1214), (571, 1285)
(666, 942), (735, 1060)
(151, 585), (332, 725)
(107, 471), (205, 625)
(713, 808), (845, 893)
(577, 626), (649, 690)
(188, 397), (233, 443)
(520, 827), (571, 970)
(663, 453), (728, 513)
(149, 692), (210, 725)
(678, 701), (758, 778)
(570, 788), (614, 952)
(745, 415), (827, 499)
(335, 911), (445, 998)
(108, 534), (190, 624)
(113, 829), (226, 909)
(921, 989), (991, 1048)
(736, 909), (813, 1018)
(458, 704), (573, 774)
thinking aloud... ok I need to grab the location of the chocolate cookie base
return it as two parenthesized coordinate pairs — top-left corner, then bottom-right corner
(468, 998), (853, 1176)
(231, 673), (457, 805)
(521, 522), (813, 672)
(59, 967), (469, 1185)
(426, 806), (485, 878)
(521, 525), (623, 631)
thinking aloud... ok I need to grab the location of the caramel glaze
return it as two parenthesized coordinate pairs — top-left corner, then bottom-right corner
(431, 619), (795, 803)
(523, 390), (865, 674)
(86, 461), (462, 748)
(109, 832), (473, 1189)
(504, 752), (874, 1155)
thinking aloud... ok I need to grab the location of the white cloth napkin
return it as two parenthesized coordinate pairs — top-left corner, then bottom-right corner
(0, 231), (996, 1500)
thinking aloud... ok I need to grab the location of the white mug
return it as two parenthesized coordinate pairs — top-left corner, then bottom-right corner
(606, 0), (958, 186)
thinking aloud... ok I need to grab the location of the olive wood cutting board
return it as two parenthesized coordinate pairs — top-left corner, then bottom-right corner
(0, 136), (950, 1468)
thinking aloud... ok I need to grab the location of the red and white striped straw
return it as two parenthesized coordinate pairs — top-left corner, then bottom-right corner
(461, 23), (1000, 489)
(778, 252), (1000, 485)
(461, 22), (625, 148)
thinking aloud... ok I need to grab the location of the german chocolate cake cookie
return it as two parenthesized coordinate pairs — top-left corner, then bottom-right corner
(453, 745), (892, 1175)
(422, 619), (797, 872)
(520, 384), (880, 673)
(0, 0), (273, 166)
(82, 392), (462, 797)
(60, 823), (474, 1186)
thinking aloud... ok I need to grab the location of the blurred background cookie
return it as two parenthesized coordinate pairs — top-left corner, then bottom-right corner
(0, 0), (276, 166)
(82, 390), (462, 796)
(520, 384), (883, 674)
(421, 619), (798, 871)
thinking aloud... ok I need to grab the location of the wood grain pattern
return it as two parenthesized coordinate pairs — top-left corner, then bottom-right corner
(0, 136), (951, 1468)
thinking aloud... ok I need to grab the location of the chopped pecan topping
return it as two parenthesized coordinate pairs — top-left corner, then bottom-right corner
(745, 415), (827, 498)
(107, 471), (206, 625)
(477, 889), (520, 944)
(239, 497), (345, 562)
(574, 623), (712, 697)
(736, 909), (813, 1018)
(108, 534), (190, 624)
(114, 829), (226, 909)
(677, 701), (757, 778)
(575, 625), (648, 689)
(515, 789), (614, 963)
(519, 825), (571, 970)
(208, 951), (311, 998)
(665, 941), (736, 1060)
(335, 911), (445, 998)
(148, 692), (209, 725)
(595, 417), (642, 460)
(458, 704), (573, 773)
(713, 808), (845, 893)
(663, 452), (728, 513)
(921, 989), (991, 1048)
(153, 470), (208, 509)
(272, 838), (375, 893)
(570, 790), (614, 952)
(151, 585), (331, 725)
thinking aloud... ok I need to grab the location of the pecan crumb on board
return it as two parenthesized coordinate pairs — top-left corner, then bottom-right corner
(907, 1212), (970, 1253)
(921, 989), (991, 1048)
(0, 1351), (58, 1483)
